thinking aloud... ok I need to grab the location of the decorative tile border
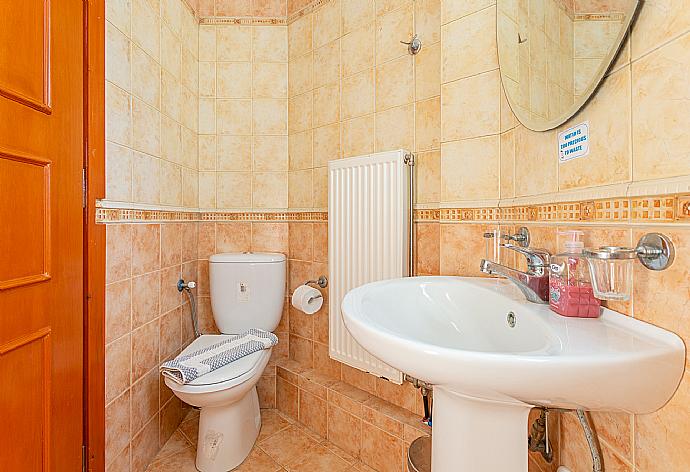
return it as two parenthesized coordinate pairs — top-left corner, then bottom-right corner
(287, 0), (332, 24)
(199, 16), (287, 25)
(414, 193), (690, 225)
(97, 193), (690, 225)
(96, 208), (328, 223)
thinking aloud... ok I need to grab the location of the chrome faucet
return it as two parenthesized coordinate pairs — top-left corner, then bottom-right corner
(480, 244), (551, 304)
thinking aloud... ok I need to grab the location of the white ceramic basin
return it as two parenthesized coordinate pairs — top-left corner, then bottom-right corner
(341, 276), (685, 472)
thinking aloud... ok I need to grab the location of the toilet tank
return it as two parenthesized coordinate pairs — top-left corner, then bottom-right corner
(209, 253), (286, 334)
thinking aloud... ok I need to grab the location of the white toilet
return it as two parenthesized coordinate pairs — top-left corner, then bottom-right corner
(165, 252), (286, 472)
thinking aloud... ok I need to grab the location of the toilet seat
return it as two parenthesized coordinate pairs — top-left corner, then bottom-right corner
(165, 334), (271, 394)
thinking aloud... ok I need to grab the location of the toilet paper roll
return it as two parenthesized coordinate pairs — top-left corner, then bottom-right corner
(291, 285), (323, 315)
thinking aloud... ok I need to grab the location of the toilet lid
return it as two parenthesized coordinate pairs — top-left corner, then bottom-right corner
(177, 334), (270, 387)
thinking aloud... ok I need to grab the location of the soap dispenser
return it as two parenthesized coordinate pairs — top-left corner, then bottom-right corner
(549, 230), (601, 318)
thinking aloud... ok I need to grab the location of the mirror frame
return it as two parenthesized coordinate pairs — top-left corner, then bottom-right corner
(497, 0), (641, 131)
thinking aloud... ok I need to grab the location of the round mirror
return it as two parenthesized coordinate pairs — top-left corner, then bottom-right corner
(497, 0), (639, 131)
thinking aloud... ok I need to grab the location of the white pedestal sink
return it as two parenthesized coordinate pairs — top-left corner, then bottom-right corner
(341, 277), (685, 472)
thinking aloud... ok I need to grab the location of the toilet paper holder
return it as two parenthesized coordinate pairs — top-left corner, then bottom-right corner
(302, 276), (328, 302)
(304, 275), (328, 289)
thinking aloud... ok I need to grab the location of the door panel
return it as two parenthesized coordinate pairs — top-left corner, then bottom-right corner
(0, 149), (51, 288)
(0, 0), (51, 112)
(0, 329), (51, 471)
(0, 0), (84, 470)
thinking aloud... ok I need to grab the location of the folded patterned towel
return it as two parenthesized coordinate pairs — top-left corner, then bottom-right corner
(160, 329), (278, 385)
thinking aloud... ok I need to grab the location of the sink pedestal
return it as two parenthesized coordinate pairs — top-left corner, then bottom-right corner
(432, 387), (531, 472)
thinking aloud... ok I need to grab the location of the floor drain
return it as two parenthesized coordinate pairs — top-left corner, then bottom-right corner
(407, 436), (431, 472)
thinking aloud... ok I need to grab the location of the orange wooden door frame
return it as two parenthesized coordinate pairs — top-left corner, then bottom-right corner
(84, 0), (106, 470)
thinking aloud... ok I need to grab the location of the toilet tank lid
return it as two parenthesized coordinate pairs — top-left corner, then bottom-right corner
(209, 252), (286, 264)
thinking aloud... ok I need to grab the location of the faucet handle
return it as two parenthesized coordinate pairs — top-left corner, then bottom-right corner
(501, 243), (550, 272)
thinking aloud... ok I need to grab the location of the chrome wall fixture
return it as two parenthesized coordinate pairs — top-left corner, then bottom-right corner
(584, 233), (675, 271)
(304, 275), (328, 289)
(401, 34), (422, 55)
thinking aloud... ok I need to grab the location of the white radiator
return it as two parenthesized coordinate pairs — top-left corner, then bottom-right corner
(328, 149), (412, 384)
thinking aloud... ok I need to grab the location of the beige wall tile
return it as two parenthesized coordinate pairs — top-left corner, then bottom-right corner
(107, 22), (132, 93)
(416, 0), (441, 44)
(415, 41), (441, 101)
(132, 0), (160, 60)
(441, 136), (500, 202)
(217, 99), (252, 135)
(375, 104), (415, 152)
(313, 83), (341, 128)
(198, 172), (216, 208)
(106, 0), (131, 35)
(289, 52), (314, 97)
(375, 3), (413, 65)
(441, 7), (497, 82)
(442, 70), (501, 141)
(160, 161), (183, 206)
(106, 82), (132, 146)
(514, 125), (558, 197)
(342, 69), (375, 120)
(559, 67), (631, 190)
(342, 115), (375, 158)
(632, 33), (690, 181)
(254, 136), (289, 171)
(216, 62), (252, 98)
(132, 151), (161, 204)
(341, 25), (375, 78)
(342, 0), (374, 33)
(499, 129), (515, 198)
(253, 26), (288, 62)
(199, 25), (217, 62)
(289, 130), (313, 170)
(254, 99), (288, 135)
(198, 98), (215, 135)
(217, 172), (252, 208)
(313, 40), (341, 88)
(132, 45), (161, 108)
(416, 150), (441, 204)
(312, 166), (328, 208)
(631, 0), (690, 59)
(106, 142), (133, 202)
(313, 0), (341, 48)
(313, 123), (341, 167)
(160, 24), (181, 79)
(289, 169), (313, 208)
(217, 136), (252, 171)
(289, 14), (313, 59)
(161, 71), (181, 121)
(375, 55), (414, 111)
(161, 115), (182, 165)
(289, 92), (313, 133)
(198, 135), (216, 171)
(253, 172), (288, 208)
(416, 97), (441, 152)
(217, 25), (252, 62)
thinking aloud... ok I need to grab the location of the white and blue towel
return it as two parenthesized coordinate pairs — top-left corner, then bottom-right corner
(160, 329), (278, 385)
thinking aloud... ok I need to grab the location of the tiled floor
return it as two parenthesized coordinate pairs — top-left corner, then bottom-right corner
(146, 409), (380, 472)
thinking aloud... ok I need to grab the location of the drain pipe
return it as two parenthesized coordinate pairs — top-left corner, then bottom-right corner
(577, 410), (603, 472)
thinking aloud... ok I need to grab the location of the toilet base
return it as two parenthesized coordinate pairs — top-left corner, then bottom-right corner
(195, 387), (261, 472)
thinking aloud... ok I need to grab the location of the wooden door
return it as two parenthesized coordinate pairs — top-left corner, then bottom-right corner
(0, 0), (85, 470)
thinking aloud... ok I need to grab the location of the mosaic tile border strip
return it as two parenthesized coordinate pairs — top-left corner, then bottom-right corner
(199, 16), (287, 25)
(97, 193), (690, 224)
(414, 193), (690, 224)
(96, 208), (328, 223)
(287, 0), (332, 24)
